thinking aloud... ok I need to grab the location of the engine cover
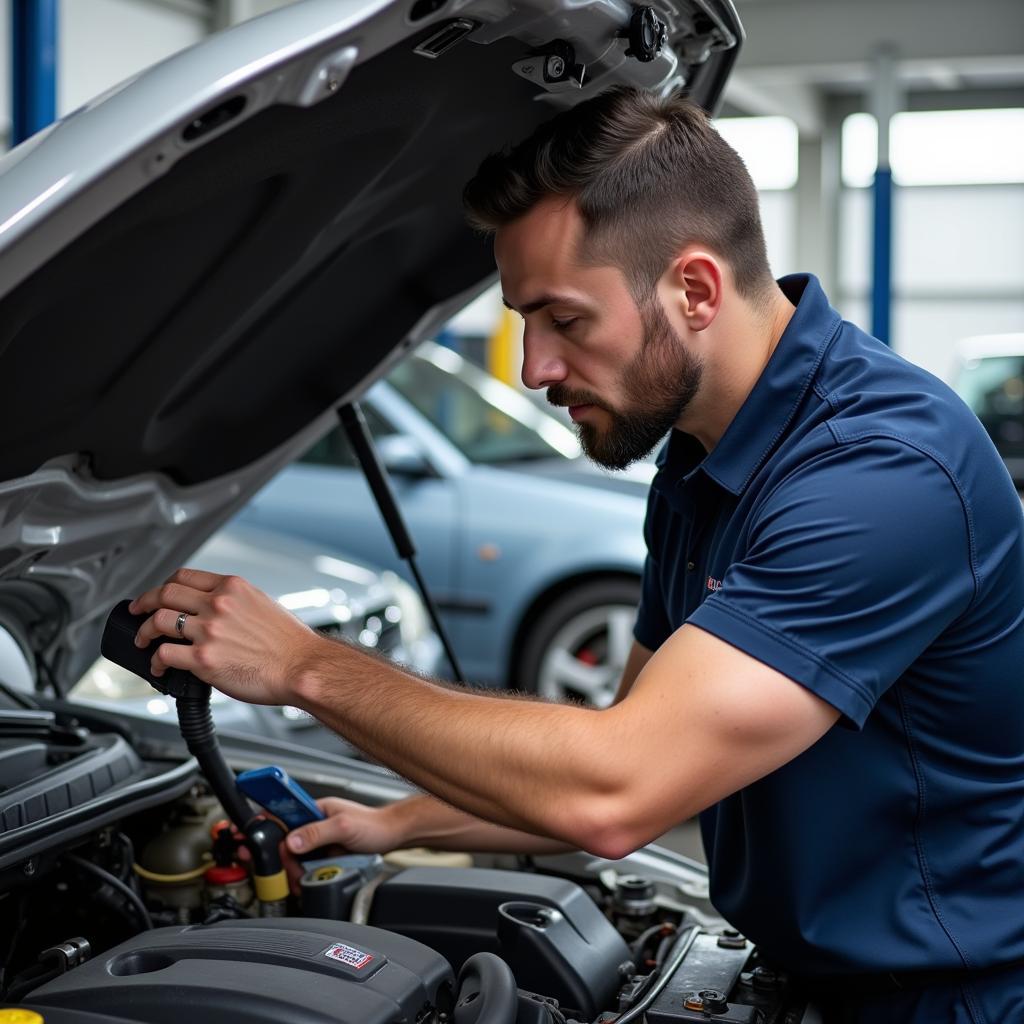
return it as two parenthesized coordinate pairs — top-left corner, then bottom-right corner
(19, 919), (454, 1024)
(370, 866), (631, 1017)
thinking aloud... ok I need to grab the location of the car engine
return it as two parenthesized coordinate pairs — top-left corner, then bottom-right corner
(0, 700), (821, 1024)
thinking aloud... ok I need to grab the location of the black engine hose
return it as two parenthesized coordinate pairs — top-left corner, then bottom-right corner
(175, 694), (257, 834)
(99, 603), (287, 887)
(454, 953), (519, 1024)
(244, 816), (287, 878)
(65, 852), (153, 931)
(175, 693), (287, 879)
(630, 921), (676, 968)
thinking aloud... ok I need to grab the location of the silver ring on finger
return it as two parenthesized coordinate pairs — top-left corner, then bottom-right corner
(175, 611), (189, 637)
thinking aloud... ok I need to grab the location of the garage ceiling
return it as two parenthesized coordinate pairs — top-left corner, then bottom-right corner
(725, 0), (1024, 134)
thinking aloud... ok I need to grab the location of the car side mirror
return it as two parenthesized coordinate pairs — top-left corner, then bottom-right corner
(375, 434), (434, 478)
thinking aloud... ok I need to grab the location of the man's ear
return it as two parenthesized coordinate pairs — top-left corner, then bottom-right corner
(663, 250), (723, 332)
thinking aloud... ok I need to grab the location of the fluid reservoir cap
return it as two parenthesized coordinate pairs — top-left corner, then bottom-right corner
(0, 1011), (45, 1024)
(210, 818), (234, 839)
(699, 990), (729, 1014)
(313, 865), (344, 882)
(613, 874), (656, 916)
(205, 864), (248, 885)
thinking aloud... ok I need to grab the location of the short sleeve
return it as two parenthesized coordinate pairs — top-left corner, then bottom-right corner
(688, 439), (976, 728)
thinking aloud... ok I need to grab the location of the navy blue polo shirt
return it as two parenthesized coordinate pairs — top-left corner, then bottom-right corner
(634, 274), (1024, 978)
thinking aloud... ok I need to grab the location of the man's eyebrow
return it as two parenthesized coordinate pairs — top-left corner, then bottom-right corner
(501, 294), (584, 316)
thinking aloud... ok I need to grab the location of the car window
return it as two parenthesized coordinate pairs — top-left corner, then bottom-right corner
(299, 406), (397, 468)
(387, 356), (563, 464)
(955, 355), (1024, 458)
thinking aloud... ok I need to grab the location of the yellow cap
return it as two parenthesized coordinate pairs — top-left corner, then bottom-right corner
(0, 1011), (45, 1024)
(313, 865), (342, 882)
(253, 870), (289, 903)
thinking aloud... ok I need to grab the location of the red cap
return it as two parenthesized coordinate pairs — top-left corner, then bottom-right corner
(205, 864), (248, 885)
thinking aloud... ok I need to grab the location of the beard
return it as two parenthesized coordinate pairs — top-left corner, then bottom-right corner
(547, 299), (703, 470)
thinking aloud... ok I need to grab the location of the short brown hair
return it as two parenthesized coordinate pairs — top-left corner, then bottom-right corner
(463, 87), (774, 303)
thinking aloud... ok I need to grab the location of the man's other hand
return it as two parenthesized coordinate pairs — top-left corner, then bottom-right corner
(281, 797), (408, 892)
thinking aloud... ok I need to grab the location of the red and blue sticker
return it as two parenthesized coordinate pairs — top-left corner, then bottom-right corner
(323, 942), (374, 970)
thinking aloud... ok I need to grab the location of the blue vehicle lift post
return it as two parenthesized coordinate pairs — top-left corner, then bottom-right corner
(870, 48), (901, 346)
(10, 0), (58, 147)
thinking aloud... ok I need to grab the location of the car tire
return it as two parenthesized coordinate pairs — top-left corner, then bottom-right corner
(515, 578), (642, 708)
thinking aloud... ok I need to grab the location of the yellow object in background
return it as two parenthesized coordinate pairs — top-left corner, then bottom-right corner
(487, 308), (519, 386)
(384, 848), (473, 868)
(0, 1011), (45, 1024)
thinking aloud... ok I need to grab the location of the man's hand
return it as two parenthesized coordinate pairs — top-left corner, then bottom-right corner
(280, 797), (408, 892)
(130, 568), (323, 705)
(286, 797), (407, 857)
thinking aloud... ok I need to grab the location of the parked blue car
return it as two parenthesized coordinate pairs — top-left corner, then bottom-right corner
(236, 343), (653, 706)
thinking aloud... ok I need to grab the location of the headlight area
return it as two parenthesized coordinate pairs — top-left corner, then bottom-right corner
(72, 658), (232, 711)
(380, 571), (445, 677)
(289, 588), (405, 659)
(279, 577), (443, 687)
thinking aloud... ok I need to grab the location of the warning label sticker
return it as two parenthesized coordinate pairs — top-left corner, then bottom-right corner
(323, 942), (374, 970)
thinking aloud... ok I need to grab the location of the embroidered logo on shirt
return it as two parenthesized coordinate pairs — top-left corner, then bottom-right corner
(706, 576), (723, 592)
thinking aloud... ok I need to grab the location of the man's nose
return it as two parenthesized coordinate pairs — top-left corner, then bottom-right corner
(520, 330), (568, 391)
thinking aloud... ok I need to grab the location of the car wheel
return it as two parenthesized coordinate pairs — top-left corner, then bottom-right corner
(516, 579), (642, 709)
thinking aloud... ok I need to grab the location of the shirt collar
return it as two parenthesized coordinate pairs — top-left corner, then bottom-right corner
(653, 273), (842, 500)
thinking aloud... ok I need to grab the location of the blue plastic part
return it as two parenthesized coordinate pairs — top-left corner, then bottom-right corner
(871, 166), (893, 346)
(11, 0), (58, 146)
(235, 765), (327, 830)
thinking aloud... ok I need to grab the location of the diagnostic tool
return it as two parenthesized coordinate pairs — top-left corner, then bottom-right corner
(235, 765), (326, 830)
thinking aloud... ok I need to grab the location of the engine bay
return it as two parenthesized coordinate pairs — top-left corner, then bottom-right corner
(0, 701), (818, 1024)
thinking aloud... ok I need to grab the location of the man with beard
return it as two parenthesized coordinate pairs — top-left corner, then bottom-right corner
(132, 88), (1024, 1021)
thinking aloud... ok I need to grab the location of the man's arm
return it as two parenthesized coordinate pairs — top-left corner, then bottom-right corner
(292, 626), (837, 859)
(286, 640), (655, 860)
(132, 573), (838, 860)
(288, 793), (574, 857)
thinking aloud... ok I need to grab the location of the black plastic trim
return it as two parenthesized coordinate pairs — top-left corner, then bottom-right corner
(0, 753), (197, 869)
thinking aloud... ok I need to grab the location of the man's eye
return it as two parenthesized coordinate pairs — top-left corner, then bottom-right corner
(552, 317), (577, 331)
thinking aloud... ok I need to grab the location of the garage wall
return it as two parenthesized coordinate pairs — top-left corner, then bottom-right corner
(0, 0), (301, 146)
(758, 189), (796, 280)
(57, 0), (207, 116)
(838, 183), (1024, 380)
(0, 0), (205, 144)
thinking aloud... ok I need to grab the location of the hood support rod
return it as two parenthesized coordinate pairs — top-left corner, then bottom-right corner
(338, 403), (465, 683)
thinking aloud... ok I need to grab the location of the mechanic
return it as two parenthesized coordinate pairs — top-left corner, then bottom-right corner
(131, 87), (1024, 1022)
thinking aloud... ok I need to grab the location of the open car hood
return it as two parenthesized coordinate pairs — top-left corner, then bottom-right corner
(0, 0), (741, 691)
